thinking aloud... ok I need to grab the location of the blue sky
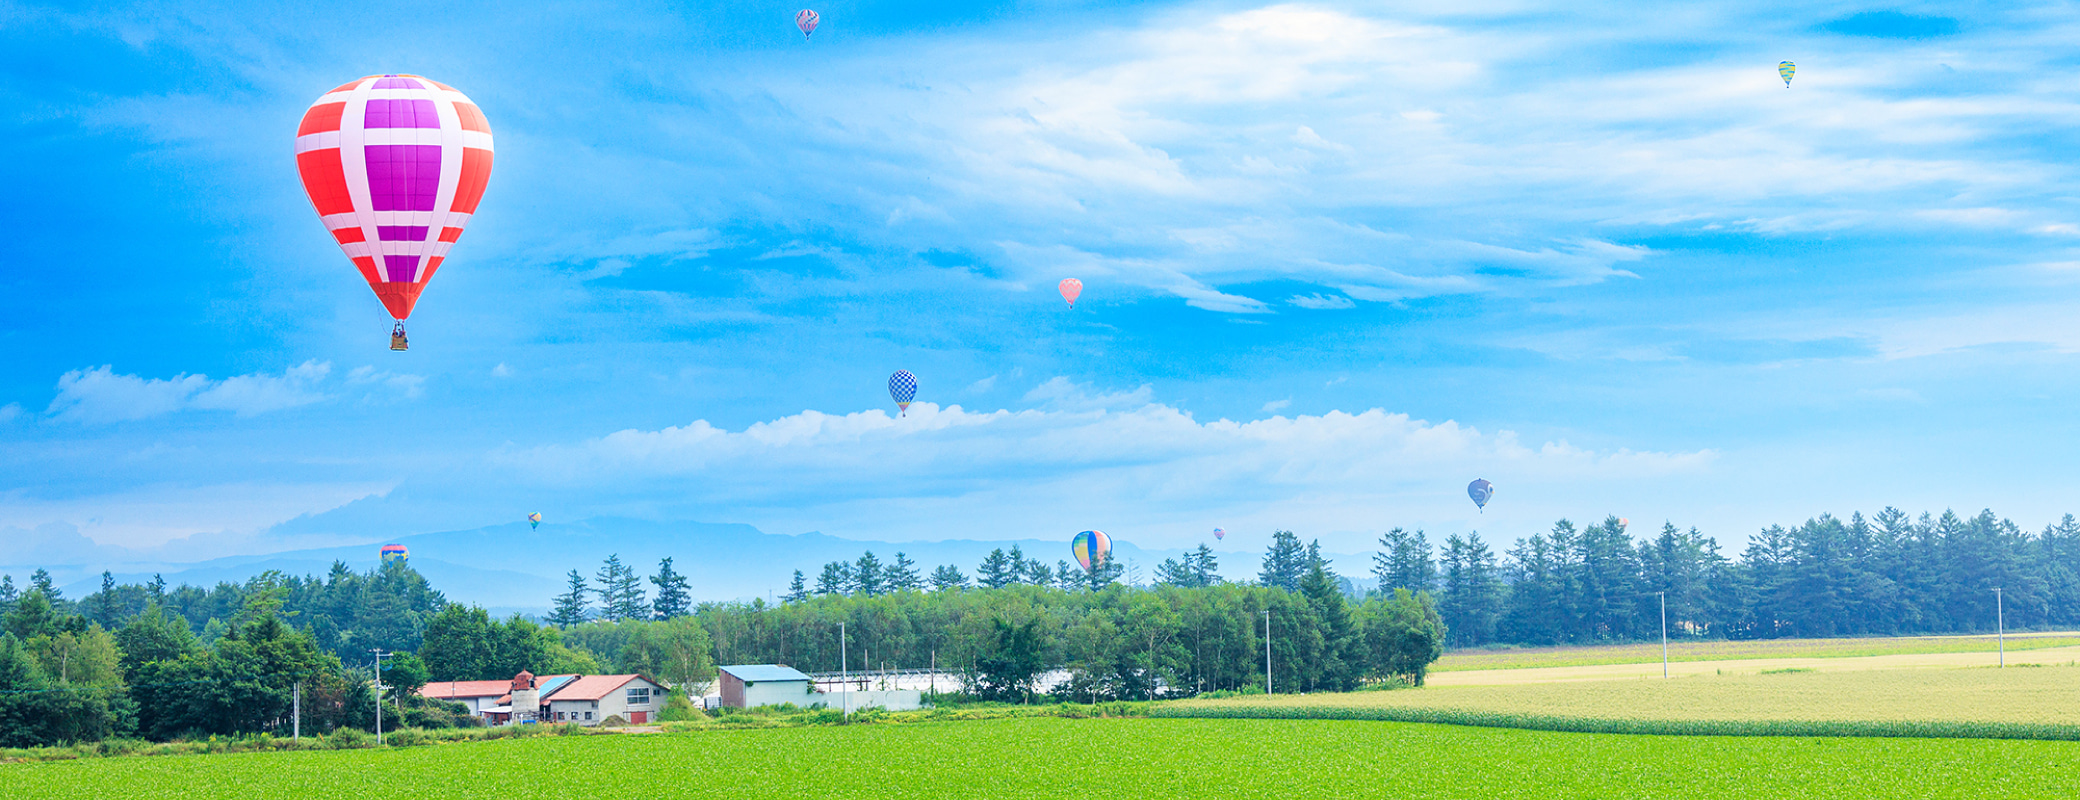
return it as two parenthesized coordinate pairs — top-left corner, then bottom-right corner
(6, 1), (2080, 570)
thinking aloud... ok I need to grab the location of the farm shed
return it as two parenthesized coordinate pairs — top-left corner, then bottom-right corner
(718, 665), (814, 709)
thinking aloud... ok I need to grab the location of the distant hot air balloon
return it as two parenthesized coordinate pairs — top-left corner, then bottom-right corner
(1071, 530), (1112, 571)
(1617, 518), (1630, 531)
(380, 544), (409, 565)
(1467, 479), (1494, 512)
(796, 9), (819, 39)
(889, 370), (917, 416)
(1213, 527), (1225, 541)
(528, 512), (542, 530)
(1059, 278), (1083, 308)
(1779, 61), (1795, 87)
(296, 75), (495, 351)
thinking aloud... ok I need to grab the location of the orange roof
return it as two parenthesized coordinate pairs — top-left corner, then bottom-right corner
(419, 680), (512, 700)
(544, 674), (658, 702)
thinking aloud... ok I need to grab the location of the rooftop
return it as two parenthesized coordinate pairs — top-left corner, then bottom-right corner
(721, 664), (811, 683)
(548, 674), (660, 702)
(419, 680), (514, 700)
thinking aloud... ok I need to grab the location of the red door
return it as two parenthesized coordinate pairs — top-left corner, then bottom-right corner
(631, 711), (647, 724)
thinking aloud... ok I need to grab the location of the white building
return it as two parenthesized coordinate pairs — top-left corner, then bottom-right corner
(542, 674), (669, 726)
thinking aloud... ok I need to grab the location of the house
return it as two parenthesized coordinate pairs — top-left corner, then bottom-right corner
(542, 674), (669, 725)
(419, 672), (659, 726)
(717, 664), (815, 709)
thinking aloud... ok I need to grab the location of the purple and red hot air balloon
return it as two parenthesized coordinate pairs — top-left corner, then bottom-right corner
(796, 9), (819, 39)
(296, 75), (494, 350)
(1213, 527), (1225, 541)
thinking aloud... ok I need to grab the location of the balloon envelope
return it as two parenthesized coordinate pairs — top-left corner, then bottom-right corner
(1071, 530), (1111, 571)
(1467, 479), (1494, 510)
(1213, 527), (1225, 540)
(379, 544), (409, 565)
(1059, 278), (1083, 307)
(889, 370), (918, 415)
(296, 75), (494, 323)
(1779, 61), (1795, 86)
(527, 512), (542, 530)
(796, 9), (819, 37)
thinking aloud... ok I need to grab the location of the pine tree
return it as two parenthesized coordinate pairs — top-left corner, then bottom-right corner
(0, 575), (17, 607)
(785, 570), (810, 602)
(1301, 558), (1363, 691)
(1025, 559), (1054, 587)
(650, 557), (692, 620)
(1437, 533), (1503, 647)
(1080, 554), (1125, 590)
(1193, 544), (1220, 586)
(29, 569), (57, 600)
(929, 565), (968, 591)
(1259, 531), (1307, 592)
(885, 553), (922, 592)
(549, 570), (589, 628)
(853, 552), (886, 596)
(977, 549), (1017, 589)
(147, 574), (166, 603)
(816, 561), (852, 595)
(595, 554), (649, 622)
(1374, 528), (1435, 595)
(1054, 560), (1080, 591)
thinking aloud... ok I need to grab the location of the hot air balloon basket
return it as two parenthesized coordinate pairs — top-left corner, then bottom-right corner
(390, 331), (409, 351)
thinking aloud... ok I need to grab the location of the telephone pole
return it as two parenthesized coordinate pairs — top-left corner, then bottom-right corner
(1995, 588), (2006, 668)
(1263, 609), (1272, 695)
(839, 622), (849, 717)
(1659, 591), (1669, 679)
(372, 649), (389, 746)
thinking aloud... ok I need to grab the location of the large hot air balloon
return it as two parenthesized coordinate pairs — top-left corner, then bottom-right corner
(888, 370), (917, 416)
(380, 544), (409, 565)
(528, 512), (542, 530)
(296, 75), (494, 351)
(1071, 530), (1111, 571)
(1059, 278), (1083, 308)
(796, 9), (819, 39)
(1779, 61), (1795, 87)
(1467, 479), (1494, 512)
(1213, 527), (1225, 541)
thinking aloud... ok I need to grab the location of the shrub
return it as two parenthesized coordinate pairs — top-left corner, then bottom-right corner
(326, 727), (372, 750)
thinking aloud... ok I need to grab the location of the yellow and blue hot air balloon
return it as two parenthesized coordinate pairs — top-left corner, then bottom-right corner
(527, 512), (542, 530)
(380, 544), (409, 565)
(1779, 61), (1795, 88)
(1071, 530), (1111, 571)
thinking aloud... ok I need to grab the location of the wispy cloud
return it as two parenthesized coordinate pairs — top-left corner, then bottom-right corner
(46, 361), (330, 424)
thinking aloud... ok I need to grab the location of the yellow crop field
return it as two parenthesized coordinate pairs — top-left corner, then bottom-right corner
(1158, 665), (2080, 739)
(1435, 632), (2080, 672)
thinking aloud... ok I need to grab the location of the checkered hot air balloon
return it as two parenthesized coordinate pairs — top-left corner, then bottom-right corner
(295, 75), (494, 350)
(1779, 61), (1795, 88)
(380, 544), (409, 565)
(796, 9), (819, 39)
(889, 370), (917, 416)
(1072, 530), (1111, 572)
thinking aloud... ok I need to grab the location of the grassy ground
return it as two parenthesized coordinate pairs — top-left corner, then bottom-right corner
(1435, 631), (2080, 672)
(5, 716), (2077, 799)
(1162, 665), (2080, 739)
(1427, 644), (2080, 686)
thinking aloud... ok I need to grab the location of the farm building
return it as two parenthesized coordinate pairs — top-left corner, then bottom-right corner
(420, 671), (665, 726)
(717, 664), (815, 708)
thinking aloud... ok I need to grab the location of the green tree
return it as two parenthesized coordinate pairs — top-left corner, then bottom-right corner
(617, 616), (717, 688)
(973, 617), (1050, 703)
(1259, 530), (1308, 592)
(816, 561), (853, 595)
(1437, 533), (1504, 647)
(784, 570), (810, 602)
(1301, 560), (1364, 692)
(550, 569), (590, 628)
(1374, 528), (1435, 595)
(852, 552), (886, 596)
(651, 557), (692, 620)
(383, 651), (431, 702)
(885, 553), (922, 592)
(596, 554), (649, 622)
(116, 605), (199, 680)
(1362, 589), (1445, 686)
(977, 549), (1017, 589)
(419, 604), (496, 681)
(929, 565), (967, 591)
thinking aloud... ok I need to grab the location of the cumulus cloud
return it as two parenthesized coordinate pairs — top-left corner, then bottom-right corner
(46, 361), (329, 423)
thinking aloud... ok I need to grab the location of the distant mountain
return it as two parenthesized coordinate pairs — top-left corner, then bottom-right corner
(46, 517), (1371, 612)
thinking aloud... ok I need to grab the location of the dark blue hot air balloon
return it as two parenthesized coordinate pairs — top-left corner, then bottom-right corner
(889, 370), (917, 416)
(1467, 479), (1494, 512)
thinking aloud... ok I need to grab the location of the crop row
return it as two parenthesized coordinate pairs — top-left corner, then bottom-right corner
(1147, 704), (2080, 740)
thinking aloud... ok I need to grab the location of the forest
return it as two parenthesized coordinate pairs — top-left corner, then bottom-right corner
(2, 506), (2076, 748)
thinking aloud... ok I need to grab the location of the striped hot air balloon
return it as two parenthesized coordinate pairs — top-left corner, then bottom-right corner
(379, 544), (409, 565)
(1059, 278), (1083, 308)
(1779, 61), (1795, 87)
(527, 512), (542, 530)
(1213, 528), (1225, 540)
(1071, 530), (1111, 572)
(796, 9), (819, 39)
(295, 75), (494, 350)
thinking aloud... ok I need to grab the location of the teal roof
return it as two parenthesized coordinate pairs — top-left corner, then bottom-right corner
(721, 664), (810, 683)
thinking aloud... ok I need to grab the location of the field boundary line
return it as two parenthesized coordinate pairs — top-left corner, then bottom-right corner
(1148, 704), (2080, 741)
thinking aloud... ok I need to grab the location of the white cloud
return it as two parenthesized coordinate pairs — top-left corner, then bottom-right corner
(1288, 293), (1355, 309)
(0, 403), (20, 423)
(46, 361), (329, 423)
(1262, 398), (1292, 413)
(492, 363), (514, 378)
(966, 374), (998, 393)
(346, 366), (427, 399)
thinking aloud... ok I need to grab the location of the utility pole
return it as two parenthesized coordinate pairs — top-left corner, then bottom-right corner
(1659, 591), (1669, 679)
(1263, 609), (1272, 696)
(293, 681), (301, 742)
(372, 649), (389, 746)
(1995, 588), (2005, 668)
(840, 622), (849, 718)
(930, 650), (937, 696)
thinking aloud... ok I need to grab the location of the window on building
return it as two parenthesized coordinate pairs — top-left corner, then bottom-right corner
(627, 687), (652, 706)
(585, 711), (593, 720)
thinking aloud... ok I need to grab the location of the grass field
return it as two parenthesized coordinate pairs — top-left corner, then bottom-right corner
(5, 717), (2078, 799)
(1161, 665), (2080, 739)
(1435, 631), (2080, 672)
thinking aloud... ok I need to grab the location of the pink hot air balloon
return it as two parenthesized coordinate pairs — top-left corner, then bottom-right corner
(796, 9), (819, 39)
(296, 75), (494, 350)
(1213, 528), (1225, 540)
(1059, 278), (1083, 308)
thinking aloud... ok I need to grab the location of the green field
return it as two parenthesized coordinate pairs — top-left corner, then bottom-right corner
(4, 717), (2076, 799)
(1434, 632), (2080, 672)
(1162, 665), (2080, 739)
